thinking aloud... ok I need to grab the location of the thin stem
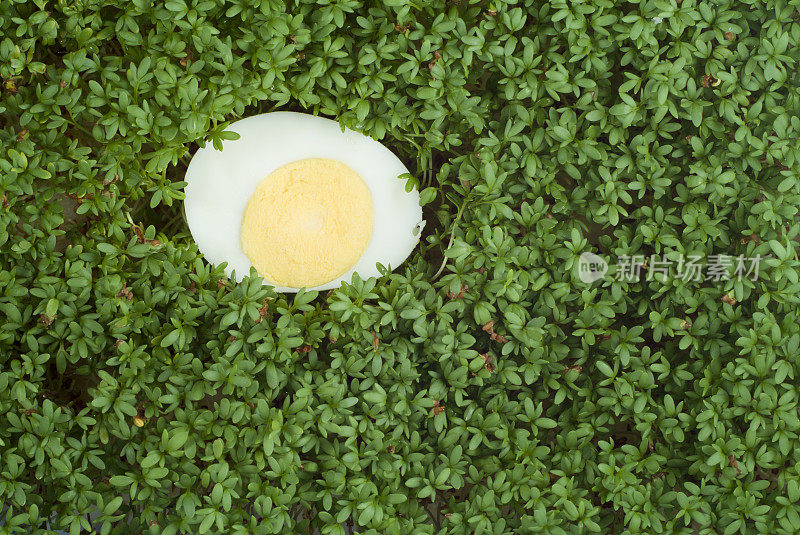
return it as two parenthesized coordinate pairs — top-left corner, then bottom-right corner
(162, 211), (184, 234)
(433, 202), (467, 279)
(432, 194), (490, 280)
(66, 118), (96, 139)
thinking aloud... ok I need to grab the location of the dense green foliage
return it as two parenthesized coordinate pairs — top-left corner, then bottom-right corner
(2, 0), (800, 533)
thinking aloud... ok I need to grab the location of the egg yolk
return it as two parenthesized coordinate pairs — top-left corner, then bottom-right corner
(240, 158), (373, 288)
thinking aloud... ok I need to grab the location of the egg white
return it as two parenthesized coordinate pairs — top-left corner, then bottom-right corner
(183, 111), (424, 292)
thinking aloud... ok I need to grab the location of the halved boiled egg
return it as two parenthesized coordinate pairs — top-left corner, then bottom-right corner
(183, 112), (424, 292)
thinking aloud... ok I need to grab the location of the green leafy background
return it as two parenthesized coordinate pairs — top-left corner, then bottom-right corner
(1, 0), (800, 533)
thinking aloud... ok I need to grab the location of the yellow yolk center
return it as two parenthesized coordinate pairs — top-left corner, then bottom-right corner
(240, 158), (373, 288)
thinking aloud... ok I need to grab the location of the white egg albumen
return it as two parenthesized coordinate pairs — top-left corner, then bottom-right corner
(183, 111), (424, 293)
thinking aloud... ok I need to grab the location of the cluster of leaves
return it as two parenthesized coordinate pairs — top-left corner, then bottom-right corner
(1, 0), (800, 533)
